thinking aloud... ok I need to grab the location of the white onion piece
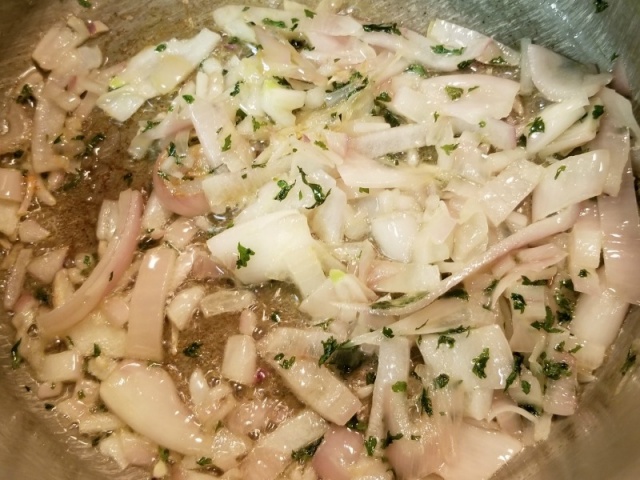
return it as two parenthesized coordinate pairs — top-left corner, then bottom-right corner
(125, 246), (177, 362)
(167, 286), (206, 331)
(32, 23), (84, 71)
(164, 217), (197, 250)
(437, 422), (522, 480)
(101, 362), (248, 467)
(37, 350), (83, 383)
(418, 325), (512, 391)
(38, 189), (143, 337)
(37, 381), (63, 400)
(78, 413), (124, 435)
(571, 286), (628, 349)
(67, 312), (126, 358)
(97, 29), (220, 122)
(258, 327), (333, 359)
(531, 149), (609, 222)
(120, 430), (157, 467)
(96, 199), (118, 242)
(349, 123), (429, 159)
(3, 247), (32, 310)
(101, 295), (130, 328)
(537, 102), (599, 159)
(479, 158), (543, 226)
(31, 93), (68, 173)
(222, 335), (257, 386)
(0, 168), (24, 202)
(98, 433), (129, 470)
(597, 165), (640, 304)
(527, 44), (611, 102)
(27, 247), (68, 284)
(542, 353), (577, 417)
(18, 219), (51, 243)
(239, 410), (327, 480)
(525, 96), (589, 155)
(338, 152), (438, 189)
(368, 260), (440, 293)
(0, 199), (19, 237)
(200, 290), (256, 318)
(265, 356), (362, 425)
(597, 87), (640, 139)
(311, 427), (363, 480)
(371, 211), (420, 263)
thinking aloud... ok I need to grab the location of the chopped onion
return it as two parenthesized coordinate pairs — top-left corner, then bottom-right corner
(222, 334), (257, 386)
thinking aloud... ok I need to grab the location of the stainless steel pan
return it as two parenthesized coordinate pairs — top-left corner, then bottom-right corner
(1, 1), (639, 478)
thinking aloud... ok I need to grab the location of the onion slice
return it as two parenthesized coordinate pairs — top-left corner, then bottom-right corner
(37, 189), (143, 337)
(153, 153), (210, 217)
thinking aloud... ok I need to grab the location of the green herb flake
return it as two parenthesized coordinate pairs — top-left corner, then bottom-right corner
(484, 279), (499, 295)
(183, 342), (202, 358)
(433, 373), (450, 389)
(314, 140), (328, 150)
(92, 343), (102, 357)
(504, 352), (524, 391)
(196, 457), (212, 466)
(479, 120), (487, 128)
(621, 348), (637, 376)
(489, 56), (507, 65)
(274, 76), (292, 88)
(531, 306), (564, 333)
(53, 134), (63, 145)
(262, 18), (287, 28)
(578, 269), (589, 278)
(359, 187), (370, 194)
(297, 167), (331, 209)
(230, 81), (242, 97)
(10, 339), (22, 369)
(457, 59), (473, 70)
(83, 133), (106, 156)
(519, 403), (542, 417)
(542, 358), (571, 380)
(472, 348), (490, 379)
(366, 371), (377, 385)
(142, 120), (160, 132)
(555, 341), (566, 352)
(437, 335), (456, 349)
(304, 8), (316, 18)
(363, 23), (401, 35)
(221, 135), (232, 152)
(420, 388), (433, 416)
(445, 85), (464, 100)
(159, 447), (170, 463)
(375, 92), (392, 102)
(442, 287), (468, 300)
(280, 356), (296, 369)
(528, 116), (545, 135)
(77, 0), (92, 8)
(318, 337), (339, 366)
(433, 111), (440, 122)
(274, 353), (285, 361)
(511, 293), (527, 314)
(182, 94), (195, 104)
(291, 437), (323, 463)
(364, 436), (377, 456)
(441, 143), (459, 156)
(521, 380), (532, 394)
(521, 276), (547, 286)
(391, 381), (407, 393)
(405, 63), (427, 76)
(236, 242), (255, 269)
(371, 291), (428, 310)
(382, 326), (395, 338)
(595, 0), (609, 13)
(517, 134), (527, 147)
(431, 44), (465, 56)
(569, 344), (583, 354)
(77, 390), (86, 400)
(274, 179), (296, 201)
(592, 105), (605, 119)
(44, 403), (55, 411)
(155, 43), (167, 52)
(235, 108), (247, 124)
(554, 164), (567, 180)
(382, 431), (403, 448)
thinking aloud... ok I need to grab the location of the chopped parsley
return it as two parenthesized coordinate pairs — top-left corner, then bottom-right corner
(230, 81), (242, 97)
(382, 326), (395, 338)
(298, 167), (331, 209)
(262, 18), (287, 28)
(504, 352), (524, 391)
(359, 187), (370, 194)
(221, 135), (232, 152)
(541, 358), (571, 380)
(442, 287), (469, 300)
(528, 116), (545, 135)
(155, 43), (167, 52)
(182, 94), (195, 104)
(318, 337), (339, 366)
(362, 23), (401, 35)
(578, 269), (589, 278)
(235, 108), (247, 124)
(445, 85), (464, 100)
(314, 140), (328, 150)
(382, 431), (403, 447)
(484, 279), (499, 295)
(83, 133), (106, 156)
(405, 63), (427, 76)
(521, 380), (532, 394)
(530, 306), (563, 333)
(554, 165), (567, 180)
(375, 92), (392, 102)
(595, 0), (609, 13)
(519, 403), (542, 417)
(457, 59), (473, 70)
(183, 342), (202, 358)
(517, 134), (527, 147)
(274, 179), (296, 201)
(196, 457), (212, 467)
(159, 447), (170, 463)
(431, 44), (465, 56)
(280, 356), (296, 369)
(291, 437), (323, 463)
(304, 8), (316, 18)
(142, 120), (160, 132)
(511, 293), (527, 314)
(472, 348), (490, 379)
(10, 339), (22, 369)
(521, 276), (547, 286)
(592, 105), (605, 119)
(420, 388), (433, 416)
(479, 120), (487, 128)
(92, 343), (102, 357)
(167, 142), (177, 158)
(236, 243), (255, 269)
(489, 56), (507, 65)
(273, 76), (292, 88)
(433, 373), (450, 389)
(252, 117), (267, 131)
(364, 436), (377, 456)
(371, 291), (428, 310)
(441, 143), (459, 156)
(391, 381), (407, 393)
(437, 335), (456, 349)
(621, 348), (637, 376)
